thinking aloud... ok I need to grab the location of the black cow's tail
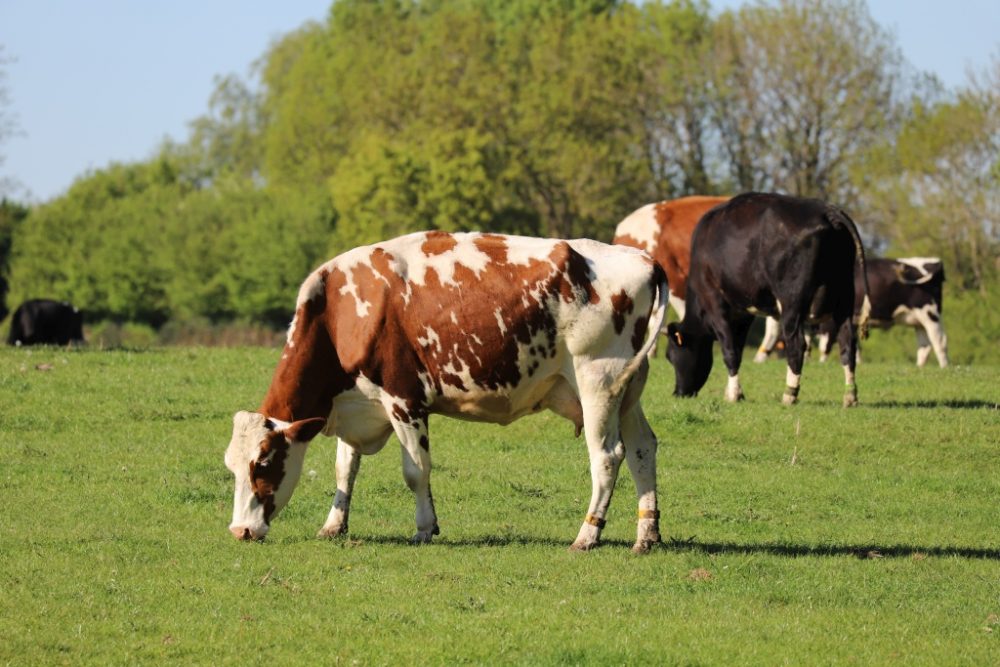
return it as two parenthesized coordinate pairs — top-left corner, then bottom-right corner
(826, 205), (871, 339)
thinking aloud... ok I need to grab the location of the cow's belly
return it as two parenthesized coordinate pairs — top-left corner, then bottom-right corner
(328, 390), (393, 453)
(430, 372), (574, 426)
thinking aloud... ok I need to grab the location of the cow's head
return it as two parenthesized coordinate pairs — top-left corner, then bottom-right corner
(224, 411), (326, 541)
(666, 322), (713, 397)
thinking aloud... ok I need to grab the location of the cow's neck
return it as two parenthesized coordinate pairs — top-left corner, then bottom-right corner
(258, 313), (350, 423)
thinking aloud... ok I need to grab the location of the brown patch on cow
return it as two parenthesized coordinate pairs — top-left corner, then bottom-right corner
(553, 242), (600, 305)
(421, 231), (459, 256)
(612, 233), (649, 252)
(632, 315), (649, 352)
(473, 234), (509, 264)
(249, 430), (290, 523)
(615, 196), (729, 301)
(611, 289), (634, 334)
(369, 247), (398, 284)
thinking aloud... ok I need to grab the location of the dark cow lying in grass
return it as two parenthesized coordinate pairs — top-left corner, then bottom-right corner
(7, 299), (84, 346)
(666, 192), (870, 407)
(225, 231), (668, 552)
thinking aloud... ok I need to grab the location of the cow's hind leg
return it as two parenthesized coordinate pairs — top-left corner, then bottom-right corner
(318, 439), (362, 538)
(571, 368), (627, 551)
(836, 317), (860, 407)
(913, 307), (949, 368)
(621, 402), (660, 553)
(754, 316), (781, 363)
(780, 315), (807, 405)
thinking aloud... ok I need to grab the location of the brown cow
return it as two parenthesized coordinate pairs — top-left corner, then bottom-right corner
(225, 231), (669, 552)
(613, 196), (730, 321)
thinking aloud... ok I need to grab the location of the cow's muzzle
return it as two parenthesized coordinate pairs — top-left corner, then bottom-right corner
(229, 525), (266, 542)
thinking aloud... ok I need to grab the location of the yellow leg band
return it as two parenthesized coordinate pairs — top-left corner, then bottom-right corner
(584, 513), (606, 529)
(637, 509), (660, 521)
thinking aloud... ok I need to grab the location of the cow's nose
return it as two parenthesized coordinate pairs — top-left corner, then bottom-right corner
(229, 525), (263, 541)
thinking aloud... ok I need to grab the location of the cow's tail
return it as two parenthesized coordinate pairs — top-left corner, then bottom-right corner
(610, 262), (669, 396)
(826, 205), (871, 339)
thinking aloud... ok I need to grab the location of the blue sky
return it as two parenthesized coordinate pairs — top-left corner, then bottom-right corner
(1, 1), (997, 203)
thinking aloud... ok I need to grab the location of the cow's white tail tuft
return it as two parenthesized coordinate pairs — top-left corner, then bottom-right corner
(858, 294), (872, 340)
(610, 269), (669, 396)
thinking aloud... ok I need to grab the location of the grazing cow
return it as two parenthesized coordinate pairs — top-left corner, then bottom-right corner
(666, 192), (871, 407)
(225, 231), (668, 552)
(6, 299), (85, 346)
(613, 196), (730, 321)
(756, 257), (948, 367)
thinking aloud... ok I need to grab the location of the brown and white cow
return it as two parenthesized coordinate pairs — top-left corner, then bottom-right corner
(225, 231), (668, 552)
(613, 196), (730, 322)
(755, 256), (949, 367)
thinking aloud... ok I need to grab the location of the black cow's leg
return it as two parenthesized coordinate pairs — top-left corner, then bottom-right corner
(781, 315), (807, 405)
(836, 317), (860, 407)
(718, 315), (753, 402)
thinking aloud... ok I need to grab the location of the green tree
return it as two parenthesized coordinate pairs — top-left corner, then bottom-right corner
(710, 0), (905, 201)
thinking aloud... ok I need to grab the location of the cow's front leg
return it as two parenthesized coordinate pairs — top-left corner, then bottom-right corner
(571, 388), (625, 551)
(621, 403), (660, 554)
(318, 439), (361, 538)
(391, 414), (438, 544)
(719, 316), (753, 402)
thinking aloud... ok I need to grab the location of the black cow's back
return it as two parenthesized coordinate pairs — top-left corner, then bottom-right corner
(7, 299), (85, 346)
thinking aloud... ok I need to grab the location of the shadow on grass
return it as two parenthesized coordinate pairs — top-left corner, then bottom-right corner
(310, 533), (999, 560)
(663, 537), (1000, 560)
(866, 399), (998, 410)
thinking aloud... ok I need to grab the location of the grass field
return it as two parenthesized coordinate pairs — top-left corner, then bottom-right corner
(1, 346), (997, 665)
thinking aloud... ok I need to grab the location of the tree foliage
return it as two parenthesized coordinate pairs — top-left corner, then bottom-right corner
(4, 1), (997, 359)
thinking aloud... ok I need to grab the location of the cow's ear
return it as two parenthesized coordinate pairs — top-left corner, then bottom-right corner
(667, 322), (684, 347)
(283, 418), (326, 444)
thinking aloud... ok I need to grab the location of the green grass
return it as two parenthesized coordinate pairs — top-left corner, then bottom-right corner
(1, 346), (997, 665)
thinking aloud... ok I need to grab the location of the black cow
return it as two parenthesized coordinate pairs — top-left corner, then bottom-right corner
(666, 192), (870, 407)
(808, 257), (948, 367)
(7, 299), (85, 346)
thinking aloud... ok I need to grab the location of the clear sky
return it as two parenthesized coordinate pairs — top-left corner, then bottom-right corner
(1, 1), (997, 203)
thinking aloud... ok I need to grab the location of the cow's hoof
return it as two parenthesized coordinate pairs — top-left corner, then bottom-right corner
(782, 392), (798, 406)
(843, 392), (859, 408)
(631, 537), (661, 554)
(317, 524), (347, 539)
(724, 390), (745, 403)
(410, 530), (435, 544)
(753, 352), (768, 363)
(569, 539), (600, 552)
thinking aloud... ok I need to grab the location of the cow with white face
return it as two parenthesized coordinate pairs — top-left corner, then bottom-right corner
(225, 231), (668, 552)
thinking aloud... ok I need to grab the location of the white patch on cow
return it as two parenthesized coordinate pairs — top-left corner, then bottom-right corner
(786, 368), (801, 389)
(494, 308), (508, 335)
(898, 257), (940, 274)
(668, 293), (686, 322)
(724, 374), (743, 402)
(450, 311), (458, 325)
(613, 203), (659, 252)
(417, 326), (442, 354)
(286, 313), (299, 347)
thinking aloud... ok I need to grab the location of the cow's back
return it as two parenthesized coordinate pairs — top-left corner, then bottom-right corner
(614, 196), (728, 300)
(295, 232), (661, 419)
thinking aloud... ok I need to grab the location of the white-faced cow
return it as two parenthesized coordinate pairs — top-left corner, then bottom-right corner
(613, 196), (730, 322)
(756, 257), (948, 367)
(7, 299), (85, 346)
(225, 231), (668, 552)
(666, 192), (871, 407)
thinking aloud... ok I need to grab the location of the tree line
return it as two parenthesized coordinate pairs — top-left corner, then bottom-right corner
(1, 0), (997, 355)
